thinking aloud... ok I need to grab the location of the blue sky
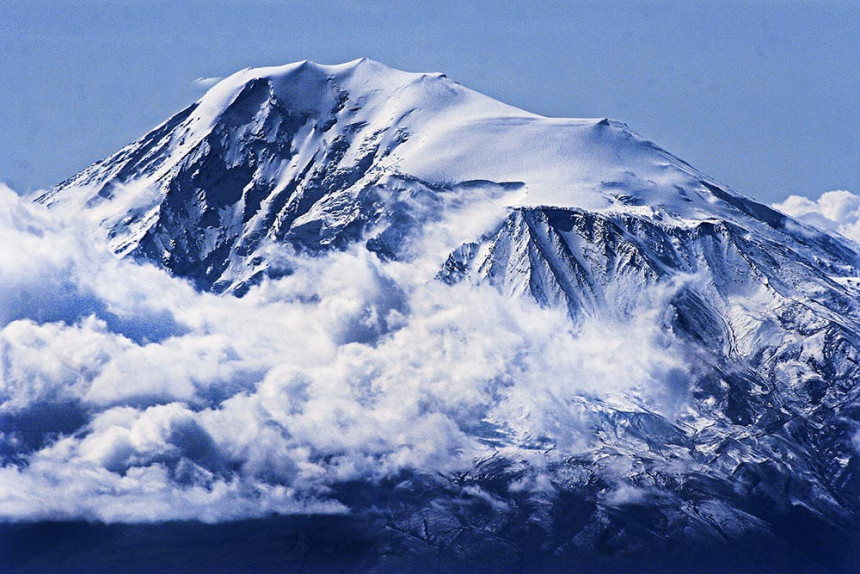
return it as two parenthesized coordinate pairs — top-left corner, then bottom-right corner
(1, 0), (857, 204)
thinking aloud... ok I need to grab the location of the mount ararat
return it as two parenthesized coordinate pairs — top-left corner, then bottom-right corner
(4, 59), (860, 572)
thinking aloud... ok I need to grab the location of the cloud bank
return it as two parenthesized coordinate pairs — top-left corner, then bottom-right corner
(772, 190), (860, 244)
(0, 182), (691, 523)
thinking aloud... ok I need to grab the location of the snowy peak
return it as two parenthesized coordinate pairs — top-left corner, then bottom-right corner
(41, 59), (860, 296)
(188, 58), (457, 140)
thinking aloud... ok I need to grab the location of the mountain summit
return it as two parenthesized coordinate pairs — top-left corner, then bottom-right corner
(29, 60), (860, 570)
(43, 59), (852, 294)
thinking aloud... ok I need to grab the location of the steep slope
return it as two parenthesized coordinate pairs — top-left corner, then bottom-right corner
(33, 59), (860, 567)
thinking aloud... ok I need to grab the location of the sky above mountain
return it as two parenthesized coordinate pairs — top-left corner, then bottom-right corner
(1, 0), (858, 204)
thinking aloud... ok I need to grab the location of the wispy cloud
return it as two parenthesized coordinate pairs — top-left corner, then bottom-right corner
(192, 76), (223, 90)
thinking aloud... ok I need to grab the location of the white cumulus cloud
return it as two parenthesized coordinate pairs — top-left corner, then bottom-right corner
(772, 190), (860, 244)
(0, 181), (695, 523)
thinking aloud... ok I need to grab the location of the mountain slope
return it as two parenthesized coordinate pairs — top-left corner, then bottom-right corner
(31, 59), (860, 567)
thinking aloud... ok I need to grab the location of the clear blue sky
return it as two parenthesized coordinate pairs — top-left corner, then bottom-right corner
(1, 0), (857, 204)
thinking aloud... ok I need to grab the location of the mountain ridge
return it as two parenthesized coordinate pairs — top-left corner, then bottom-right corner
(22, 59), (860, 569)
(40, 59), (859, 294)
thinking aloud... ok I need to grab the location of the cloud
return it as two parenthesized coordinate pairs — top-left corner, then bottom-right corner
(772, 190), (860, 244)
(193, 76), (223, 90)
(0, 181), (695, 523)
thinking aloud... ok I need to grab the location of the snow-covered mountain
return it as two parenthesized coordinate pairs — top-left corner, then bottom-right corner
(31, 59), (860, 570)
